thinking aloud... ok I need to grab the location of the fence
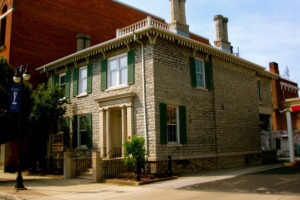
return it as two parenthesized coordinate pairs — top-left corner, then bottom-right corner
(103, 158), (171, 181)
(71, 149), (92, 176)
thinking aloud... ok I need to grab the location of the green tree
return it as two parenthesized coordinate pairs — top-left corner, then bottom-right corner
(0, 58), (33, 144)
(30, 82), (69, 169)
(123, 136), (146, 181)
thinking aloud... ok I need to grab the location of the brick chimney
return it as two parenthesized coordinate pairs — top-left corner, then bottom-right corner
(214, 15), (232, 53)
(76, 34), (92, 51)
(168, 0), (189, 37)
(269, 62), (279, 74)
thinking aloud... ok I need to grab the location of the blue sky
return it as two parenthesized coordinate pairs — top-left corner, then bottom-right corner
(118, 0), (300, 85)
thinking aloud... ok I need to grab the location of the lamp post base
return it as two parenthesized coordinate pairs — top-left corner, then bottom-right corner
(15, 171), (26, 190)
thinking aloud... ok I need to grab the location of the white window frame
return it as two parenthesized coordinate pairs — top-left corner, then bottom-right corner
(59, 73), (66, 95)
(78, 115), (87, 148)
(195, 58), (206, 88)
(107, 53), (128, 88)
(79, 66), (87, 95)
(167, 106), (179, 144)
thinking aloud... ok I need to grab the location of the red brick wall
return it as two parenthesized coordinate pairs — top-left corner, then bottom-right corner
(4, 0), (165, 86)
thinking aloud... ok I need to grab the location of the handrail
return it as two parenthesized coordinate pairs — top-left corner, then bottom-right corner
(116, 16), (169, 37)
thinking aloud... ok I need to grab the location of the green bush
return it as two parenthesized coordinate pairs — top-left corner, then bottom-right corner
(123, 135), (146, 168)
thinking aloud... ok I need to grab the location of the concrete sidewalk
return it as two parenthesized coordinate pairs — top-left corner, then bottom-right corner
(0, 163), (299, 200)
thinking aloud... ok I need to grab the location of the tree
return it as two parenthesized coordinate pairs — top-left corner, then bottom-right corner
(0, 58), (33, 144)
(30, 82), (69, 169)
(123, 136), (146, 181)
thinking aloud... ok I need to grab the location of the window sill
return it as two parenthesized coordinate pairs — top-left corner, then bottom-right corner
(166, 143), (182, 148)
(258, 101), (262, 105)
(195, 86), (208, 91)
(76, 93), (88, 98)
(105, 84), (129, 92)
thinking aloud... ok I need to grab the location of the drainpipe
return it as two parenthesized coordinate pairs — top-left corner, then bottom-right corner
(134, 33), (149, 156)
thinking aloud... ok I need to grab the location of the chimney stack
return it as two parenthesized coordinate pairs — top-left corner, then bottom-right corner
(169, 0), (189, 37)
(76, 34), (92, 51)
(214, 15), (232, 53)
(269, 62), (279, 74)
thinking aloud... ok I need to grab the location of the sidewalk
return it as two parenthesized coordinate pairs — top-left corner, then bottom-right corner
(0, 163), (299, 200)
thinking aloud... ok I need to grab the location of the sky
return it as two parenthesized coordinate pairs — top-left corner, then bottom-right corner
(118, 0), (300, 85)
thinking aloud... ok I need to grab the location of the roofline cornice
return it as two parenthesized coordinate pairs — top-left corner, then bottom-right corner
(36, 26), (279, 79)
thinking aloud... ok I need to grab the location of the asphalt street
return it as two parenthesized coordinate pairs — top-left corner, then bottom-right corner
(181, 165), (300, 195)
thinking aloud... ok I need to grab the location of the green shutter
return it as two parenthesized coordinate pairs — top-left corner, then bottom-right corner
(63, 116), (70, 150)
(160, 103), (167, 144)
(73, 68), (79, 97)
(205, 61), (212, 90)
(52, 74), (59, 88)
(86, 113), (92, 148)
(72, 115), (78, 148)
(101, 59), (107, 91)
(128, 50), (135, 85)
(65, 71), (70, 98)
(189, 56), (196, 87)
(87, 63), (93, 94)
(179, 106), (187, 144)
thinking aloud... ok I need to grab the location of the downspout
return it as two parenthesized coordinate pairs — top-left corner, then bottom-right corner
(134, 33), (149, 155)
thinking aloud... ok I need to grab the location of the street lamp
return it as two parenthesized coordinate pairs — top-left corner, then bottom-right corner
(13, 64), (30, 189)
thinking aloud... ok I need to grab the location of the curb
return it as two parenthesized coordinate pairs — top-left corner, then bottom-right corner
(105, 176), (178, 186)
(0, 192), (22, 200)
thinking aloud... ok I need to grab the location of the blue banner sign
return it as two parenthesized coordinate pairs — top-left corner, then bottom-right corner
(10, 84), (20, 113)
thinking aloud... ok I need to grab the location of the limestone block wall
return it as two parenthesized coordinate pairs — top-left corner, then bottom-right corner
(212, 57), (261, 154)
(62, 41), (156, 155)
(153, 38), (216, 159)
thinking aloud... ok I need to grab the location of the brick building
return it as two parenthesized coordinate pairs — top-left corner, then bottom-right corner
(267, 62), (300, 157)
(37, 0), (278, 177)
(0, 0), (209, 171)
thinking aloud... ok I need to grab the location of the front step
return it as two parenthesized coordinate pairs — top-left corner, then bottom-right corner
(77, 168), (93, 179)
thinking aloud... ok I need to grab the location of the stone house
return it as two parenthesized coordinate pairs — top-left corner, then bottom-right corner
(37, 0), (278, 175)
(0, 0), (208, 172)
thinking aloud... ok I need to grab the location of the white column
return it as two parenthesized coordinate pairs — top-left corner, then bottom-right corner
(126, 105), (133, 140)
(286, 111), (295, 162)
(106, 109), (112, 159)
(99, 109), (106, 158)
(121, 107), (127, 156)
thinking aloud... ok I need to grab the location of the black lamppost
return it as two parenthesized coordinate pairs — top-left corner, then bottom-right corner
(13, 64), (30, 189)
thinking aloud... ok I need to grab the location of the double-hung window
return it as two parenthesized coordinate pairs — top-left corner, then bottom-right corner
(108, 53), (128, 88)
(195, 59), (205, 88)
(79, 66), (87, 94)
(72, 113), (92, 148)
(190, 56), (212, 90)
(101, 51), (134, 91)
(160, 103), (187, 145)
(59, 73), (66, 95)
(167, 106), (179, 143)
(78, 115), (87, 147)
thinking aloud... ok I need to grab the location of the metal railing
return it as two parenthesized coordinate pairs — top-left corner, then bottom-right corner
(116, 16), (169, 37)
(71, 149), (92, 176)
(103, 158), (172, 181)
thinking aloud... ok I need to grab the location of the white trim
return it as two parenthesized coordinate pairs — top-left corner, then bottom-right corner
(195, 58), (206, 88)
(78, 66), (87, 95)
(167, 105), (179, 144)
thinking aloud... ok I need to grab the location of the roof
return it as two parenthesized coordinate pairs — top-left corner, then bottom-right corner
(36, 25), (279, 80)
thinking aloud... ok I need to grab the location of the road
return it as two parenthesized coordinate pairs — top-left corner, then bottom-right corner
(180, 165), (300, 195)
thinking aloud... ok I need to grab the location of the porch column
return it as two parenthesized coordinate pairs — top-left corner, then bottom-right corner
(106, 109), (112, 159)
(286, 111), (295, 162)
(99, 109), (106, 158)
(121, 107), (127, 156)
(126, 105), (133, 140)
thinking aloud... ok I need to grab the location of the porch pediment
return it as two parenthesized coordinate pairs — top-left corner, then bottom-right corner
(95, 92), (135, 109)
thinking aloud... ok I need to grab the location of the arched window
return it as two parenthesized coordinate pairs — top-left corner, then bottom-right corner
(0, 5), (7, 46)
